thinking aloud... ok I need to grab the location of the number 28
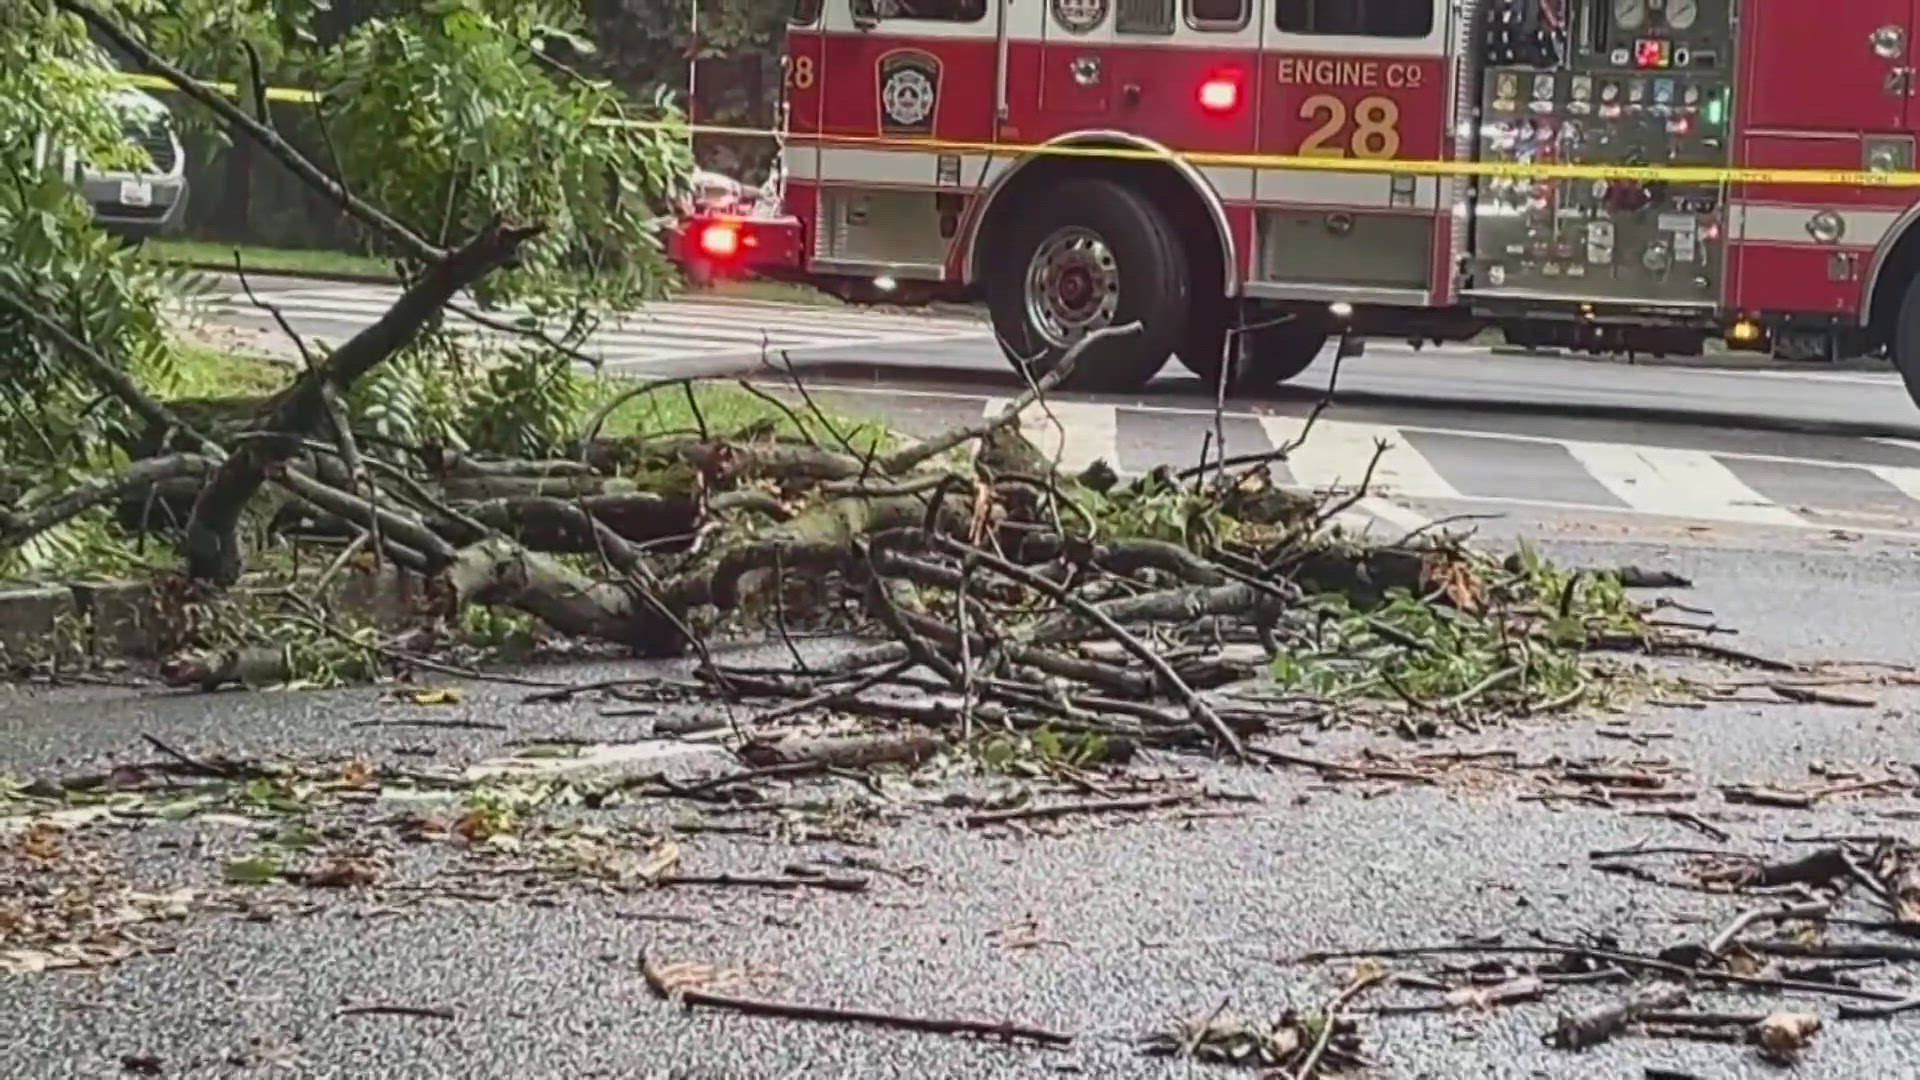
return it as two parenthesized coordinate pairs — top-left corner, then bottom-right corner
(784, 55), (816, 91)
(1298, 94), (1400, 159)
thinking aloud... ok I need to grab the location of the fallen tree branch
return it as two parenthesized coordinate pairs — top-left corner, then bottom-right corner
(927, 533), (1246, 758)
(640, 950), (1073, 1046)
(183, 219), (545, 585)
(0, 453), (212, 548)
(737, 731), (944, 770)
(879, 322), (1140, 475)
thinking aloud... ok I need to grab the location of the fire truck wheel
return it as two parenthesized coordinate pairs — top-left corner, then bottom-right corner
(1896, 275), (1920, 408)
(1179, 310), (1330, 392)
(987, 178), (1189, 392)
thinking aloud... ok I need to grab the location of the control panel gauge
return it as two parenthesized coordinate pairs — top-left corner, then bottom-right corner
(1613, 0), (1647, 29)
(1665, 0), (1699, 30)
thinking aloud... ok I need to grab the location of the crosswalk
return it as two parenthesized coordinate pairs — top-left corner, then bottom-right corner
(990, 396), (1920, 539)
(195, 284), (991, 369)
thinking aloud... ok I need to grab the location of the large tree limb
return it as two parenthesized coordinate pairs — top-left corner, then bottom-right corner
(274, 468), (456, 567)
(0, 453), (213, 548)
(437, 537), (672, 649)
(181, 220), (544, 585)
(455, 494), (696, 554)
(53, 0), (446, 265)
(1029, 580), (1298, 645)
(672, 492), (968, 612)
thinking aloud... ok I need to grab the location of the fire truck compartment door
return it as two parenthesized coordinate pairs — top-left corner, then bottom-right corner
(1037, 0), (1115, 114)
(1743, 0), (1913, 133)
(810, 0), (1003, 275)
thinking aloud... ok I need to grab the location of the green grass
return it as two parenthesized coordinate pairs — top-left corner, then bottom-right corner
(146, 237), (847, 308)
(157, 337), (891, 453)
(147, 238), (394, 280)
(157, 340), (290, 399)
(583, 374), (892, 454)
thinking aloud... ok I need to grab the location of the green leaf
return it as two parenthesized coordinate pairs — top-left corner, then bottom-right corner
(224, 854), (283, 885)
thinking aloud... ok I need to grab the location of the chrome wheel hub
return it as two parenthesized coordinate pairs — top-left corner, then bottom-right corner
(1023, 227), (1119, 348)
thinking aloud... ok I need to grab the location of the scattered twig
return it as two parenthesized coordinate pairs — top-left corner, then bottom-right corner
(334, 1004), (457, 1021)
(1546, 983), (1689, 1050)
(652, 872), (869, 893)
(963, 792), (1199, 828)
(137, 732), (240, 779)
(640, 950), (1072, 1046)
(1293, 968), (1388, 1080)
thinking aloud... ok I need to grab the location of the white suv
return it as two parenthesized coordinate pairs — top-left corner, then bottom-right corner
(43, 88), (190, 244)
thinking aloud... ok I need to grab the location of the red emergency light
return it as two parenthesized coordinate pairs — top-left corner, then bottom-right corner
(1198, 70), (1242, 115)
(695, 219), (742, 260)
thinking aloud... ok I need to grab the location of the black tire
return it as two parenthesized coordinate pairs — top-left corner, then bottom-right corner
(986, 178), (1188, 393)
(1895, 275), (1920, 410)
(1179, 306), (1330, 393)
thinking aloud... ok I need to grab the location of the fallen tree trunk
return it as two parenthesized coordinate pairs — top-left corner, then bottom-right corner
(433, 537), (675, 652)
(455, 493), (701, 552)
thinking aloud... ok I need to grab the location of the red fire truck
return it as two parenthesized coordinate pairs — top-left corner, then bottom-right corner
(675, 0), (1920, 407)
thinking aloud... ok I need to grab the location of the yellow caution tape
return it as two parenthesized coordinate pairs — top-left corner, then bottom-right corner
(124, 71), (1920, 189)
(127, 71), (319, 105)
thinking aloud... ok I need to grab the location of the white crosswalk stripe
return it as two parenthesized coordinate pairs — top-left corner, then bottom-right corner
(195, 284), (991, 370)
(996, 399), (1122, 476)
(1559, 443), (1803, 527)
(1256, 415), (1461, 501)
(963, 395), (1920, 538)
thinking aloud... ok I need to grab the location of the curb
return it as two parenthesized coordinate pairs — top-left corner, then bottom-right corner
(0, 565), (430, 671)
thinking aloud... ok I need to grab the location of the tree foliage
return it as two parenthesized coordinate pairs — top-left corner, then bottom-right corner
(0, 4), (186, 473)
(1, 1), (691, 452)
(586, 0), (788, 179)
(1, 0), (693, 578)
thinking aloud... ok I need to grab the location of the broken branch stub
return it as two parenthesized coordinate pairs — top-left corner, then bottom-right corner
(182, 219), (545, 586)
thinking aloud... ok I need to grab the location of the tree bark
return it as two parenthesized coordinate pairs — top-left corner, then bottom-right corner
(181, 220), (543, 585)
(1, 454), (213, 547)
(435, 537), (664, 649)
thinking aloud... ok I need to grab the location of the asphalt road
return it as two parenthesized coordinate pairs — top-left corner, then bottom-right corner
(7, 535), (1920, 1078)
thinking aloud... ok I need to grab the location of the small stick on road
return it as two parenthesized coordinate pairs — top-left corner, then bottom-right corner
(963, 792), (1199, 828)
(652, 872), (870, 893)
(138, 731), (241, 779)
(334, 1004), (457, 1021)
(640, 950), (1073, 1046)
(1293, 969), (1388, 1080)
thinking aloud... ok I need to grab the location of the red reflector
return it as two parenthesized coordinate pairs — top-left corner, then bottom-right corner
(697, 222), (740, 259)
(1198, 74), (1240, 114)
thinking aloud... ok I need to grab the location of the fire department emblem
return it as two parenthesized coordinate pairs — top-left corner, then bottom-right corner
(877, 50), (939, 136)
(1051, 0), (1106, 33)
